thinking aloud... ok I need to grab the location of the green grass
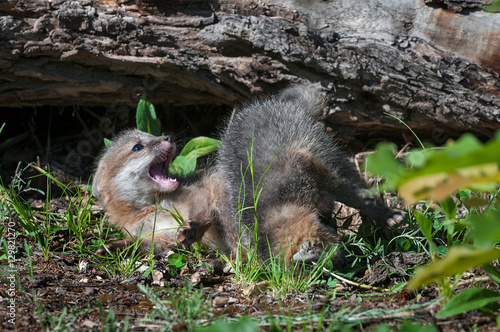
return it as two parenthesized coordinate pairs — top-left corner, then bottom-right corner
(139, 281), (213, 331)
(2, 130), (500, 330)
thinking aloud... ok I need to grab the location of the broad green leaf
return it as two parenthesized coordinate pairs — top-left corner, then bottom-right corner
(412, 137), (500, 179)
(436, 288), (500, 318)
(406, 149), (436, 168)
(364, 142), (405, 191)
(469, 208), (500, 247)
(399, 166), (500, 205)
(483, 264), (500, 285)
(169, 155), (197, 178)
(485, 0), (500, 12)
(136, 95), (161, 136)
(396, 238), (412, 252)
(407, 246), (500, 290)
(461, 196), (490, 209)
(179, 136), (221, 158)
(456, 188), (472, 200)
(439, 197), (457, 220)
(104, 138), (112, 147)
(395, 133), (500, 204)
(167, 253), (187, 269)
(414, 211), (433, 242)
(436, 245), (447, 255)
(169, 137), (221, 177)
(442, 133), (482, 158)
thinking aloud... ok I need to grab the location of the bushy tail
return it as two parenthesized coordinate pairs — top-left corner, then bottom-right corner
(276, 82), (326, 120)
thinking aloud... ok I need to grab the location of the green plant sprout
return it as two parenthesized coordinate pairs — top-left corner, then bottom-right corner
(136, 94), (162, 136)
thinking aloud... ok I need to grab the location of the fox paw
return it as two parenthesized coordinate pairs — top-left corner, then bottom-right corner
(177, 220), (211, 248)
(382, 209), (405, 227)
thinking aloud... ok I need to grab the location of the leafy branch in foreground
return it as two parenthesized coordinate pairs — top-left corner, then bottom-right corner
(366, 131), (500, 313)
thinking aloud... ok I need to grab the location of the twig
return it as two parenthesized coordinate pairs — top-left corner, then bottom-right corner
(228, 107), (236, 126)
(11, 161), (22, 187)
(395, 142), (411, 159)
(455, 276), (491, 288)
(313, 263), (391, 293)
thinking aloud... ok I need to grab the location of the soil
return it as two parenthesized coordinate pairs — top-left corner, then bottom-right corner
(1, 182), (499, 331)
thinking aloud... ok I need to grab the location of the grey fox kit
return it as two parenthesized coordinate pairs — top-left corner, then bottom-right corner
(93, 84), (401, 261)
(92, 130), (230, 255)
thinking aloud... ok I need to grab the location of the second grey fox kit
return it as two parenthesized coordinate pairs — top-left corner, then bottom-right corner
(93, 84), (401, 262)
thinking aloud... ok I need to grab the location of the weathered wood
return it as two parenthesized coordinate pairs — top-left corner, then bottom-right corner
(0, 0), (499, 145)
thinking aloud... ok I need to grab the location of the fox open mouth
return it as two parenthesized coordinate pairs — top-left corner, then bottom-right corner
(148, 148), (178, 192)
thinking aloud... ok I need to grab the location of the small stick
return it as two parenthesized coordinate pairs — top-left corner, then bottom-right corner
(11, 161), (22, 187)
(313, 262), (391, 293)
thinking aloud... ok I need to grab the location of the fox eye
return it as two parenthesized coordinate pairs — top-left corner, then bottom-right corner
(132, 144), (144, 152)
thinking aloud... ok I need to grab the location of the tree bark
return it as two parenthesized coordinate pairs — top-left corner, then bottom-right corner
(1, 0), (499, 145)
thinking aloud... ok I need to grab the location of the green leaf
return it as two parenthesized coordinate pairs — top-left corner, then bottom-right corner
(469, 207), (500, 247)
(439, 197), (457, 220)
(169, 137), (221, 177)
(414, 211), (433, 242)
(81, 184), (93, 191)
(483, 264), (500, 285)
(169, 155), (197, 178)
(461, 196), (491, 209)
(406, 149), (436, 168)
(485, 0), (500, 12)
(66, 210), (76, 233)
(436, 288), (500, 318)
(364, 143), (405, 191)
(436, 245), (447, 256)
(456, 188), (472, 200)
(397, 238), (412, 252)
(407, 246), (500, 290)
(136, 95), (161, 136)
(443, 133), (482, 158)
(104, 138), (112, 147)
(167, 253), (187, 269)
(396, 134), (500, 204)
(179, 137), (221, 158)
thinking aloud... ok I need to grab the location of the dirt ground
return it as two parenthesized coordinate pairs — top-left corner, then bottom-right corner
(1, 192), (498, 331)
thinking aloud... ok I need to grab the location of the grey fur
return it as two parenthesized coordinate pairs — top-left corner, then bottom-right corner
(93, 84), (401, 263)
(216, 83), (400, 261)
